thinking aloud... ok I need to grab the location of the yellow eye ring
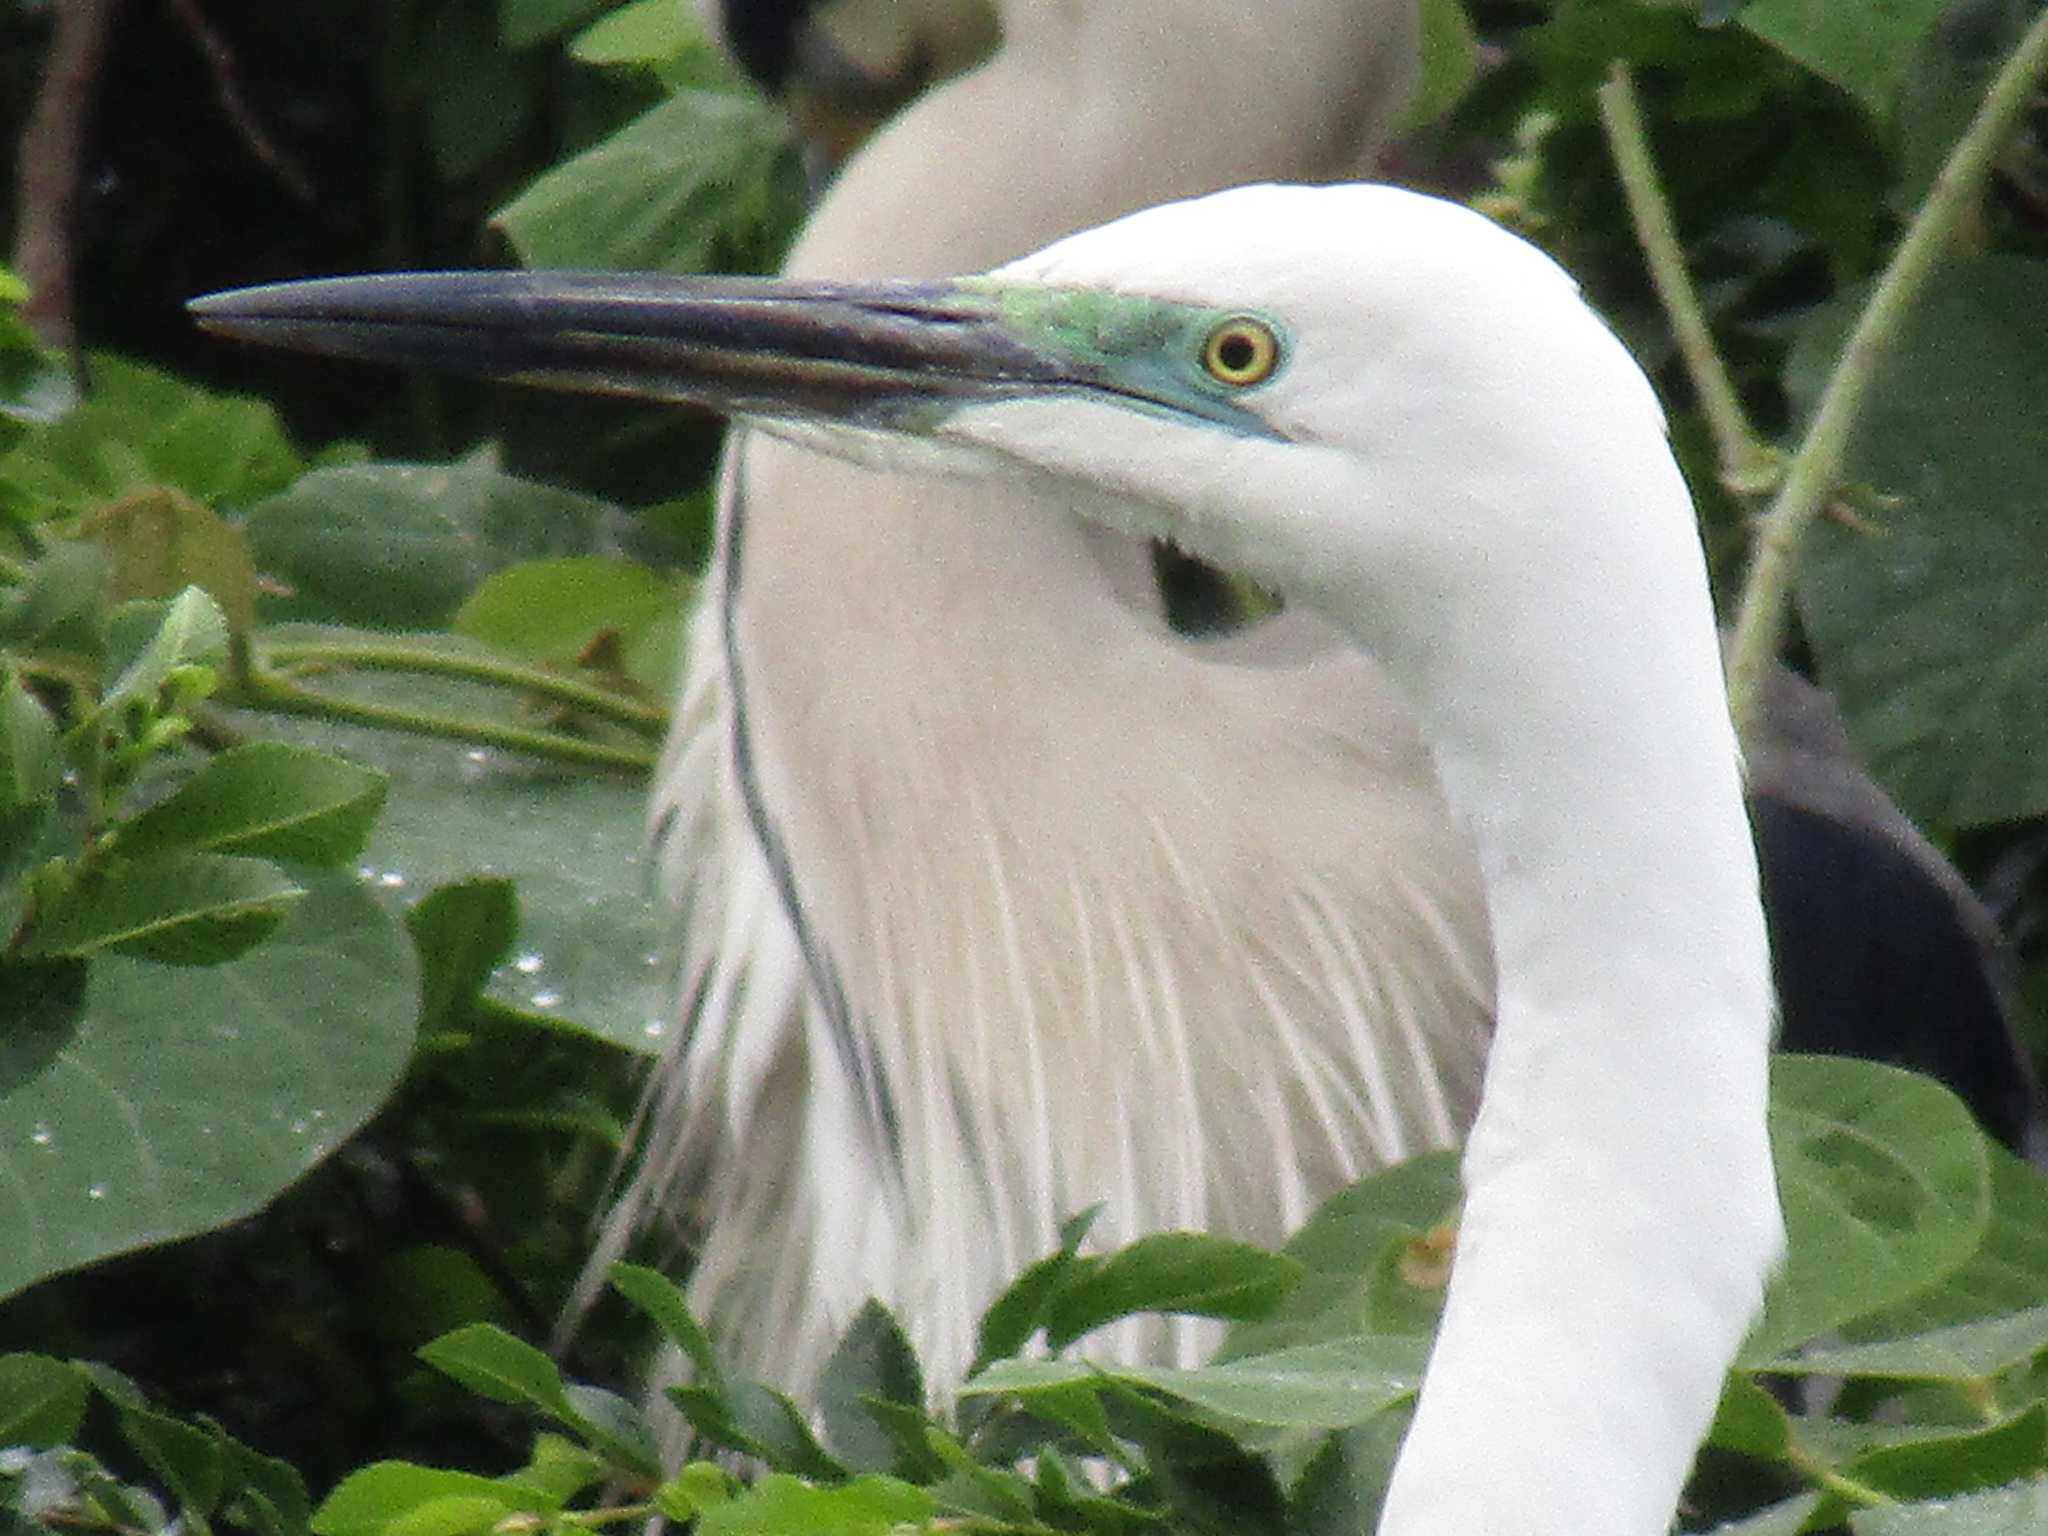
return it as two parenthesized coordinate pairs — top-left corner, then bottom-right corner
(1201, 317), (1280, 386)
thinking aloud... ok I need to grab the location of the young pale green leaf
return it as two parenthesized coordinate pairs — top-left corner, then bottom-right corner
(491, 90), (799, 271)
(967, 1335), (1427, 1431)
(0, 672), (61, 810)
(818, 1300), (926, 1473)
(311, 1464), (535, 1536)
(0, 1353), (89, 1446)
(0, 870), (416, 1302)
(117, 743), (387, 866)
(101, 586), (229, 711)
(1850, 1478), (2048, 1536)
(22, 851), (303, 965)
(610, 1261), (725, 1393)
(417, 1322), (572, 1414)
(693, 1474), (936, 1536)
(1044, 1232), (1304, 1351)
(1744, 1056), (1991, 1363)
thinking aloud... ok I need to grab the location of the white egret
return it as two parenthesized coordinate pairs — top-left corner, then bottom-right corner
(192, 178), (1786, 1536)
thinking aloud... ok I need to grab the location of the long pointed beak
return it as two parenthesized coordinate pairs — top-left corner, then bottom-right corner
(188, 271), (1069, 428)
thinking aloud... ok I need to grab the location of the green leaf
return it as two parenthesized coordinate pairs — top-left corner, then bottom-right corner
(408, 878), (519, 1032)
(610, 1261), (725, 1393)
(1705, 1375), (1792, 1460)
(23, 851), (304, 964)
(1849, 1478), (2048, 1535)
(311, 1464), (536, 1536)
(1848, 1145), (2048, 1334)
(1792, 257), (2048, 829)
(118, 743), (387, 866)
(570, 0), (692, 65)
(417, 1322), (572, 1413)
(452, 555), (678, 687)
(223, 1436), (313, 1536)
(500, 0), (610, 47)
(245, 453), (622, 630)
(1222, 1153), (1461, 1360)
(492, 90), (800, 271)
(0, 671), (61, 809)
(112, 1400), (227, 1516)
(1840, 1403), (2048, 1510)
(0, 538), (106, 651)
(560, 1383), (661, 1478)
(1744, 1056), (1991, 1362)
(0, 870), (417, 1300)
(693, 1474), (935, 1536)
(1045, 1233), (1304, 1351)
(1761, 1302), (2048, 1383)
(237, 659), (667, 1052)
(101, 586), (229, 711)
(818, 1300), (926, 1472)
(0, 1353), (89, 1446)
(974, 1206), (1100, 1370)
(81, 487), (260, 640)
(1407, 0), (1480, 127)
(664, 1381), (846, 1481)
(1737, 0), (1952, 118)
(966, 1335), (1427, 1431)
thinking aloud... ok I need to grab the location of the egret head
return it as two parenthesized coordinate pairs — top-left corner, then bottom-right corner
(191, 182), (1693, 730)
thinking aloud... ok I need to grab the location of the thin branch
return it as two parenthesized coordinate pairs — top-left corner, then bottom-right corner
(11, 0), (123, 356)
(259, 639), (671, 733)
(1597, 63), (1777, 497)
(232, 669), (656, 774)
(163, 0), (316, 202)
(1724, 8), (2048, 734)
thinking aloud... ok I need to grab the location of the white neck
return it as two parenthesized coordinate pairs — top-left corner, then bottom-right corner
(1348, 436), (1783, 1534)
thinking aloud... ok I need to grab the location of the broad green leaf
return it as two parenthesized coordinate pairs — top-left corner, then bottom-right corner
(1737, 0), (1952, 118)
(223, 1434), (313, 1536)
(610, 1261), (725, 1392)
(1407, 0), (1480, 128)
(966, 1335), (1427, 1431)
(235, 658), (667, 1052)
(117, 743), (387, 866)
(418, 1322), (572, 1413)
(1706, 1375), (1793, 1460)
(1850, 1478), (2048, 1536)
(818, 1300), (925, 1472)
(1045, 1232), (1304, 1350)
(974, 1206), (1100, 1369)
(408, 878), (519, 1032)
(0, 670), (61, 808)
(694, 1474), (935, 1536)
(1744, 1056), (1990, 1362)
(0, 871), (416, 1300)
(492, 89), (800, 271)
(82, 487), (260, 639)
(1847, 1145), (2048, 1334)
(560, 1383), (661, 1478)
(1222, 1152), (1461, 1360)
(665, 1381), (847, 1481)
(101, 586), (228, 711)
(1760, 1302), (2048, 1383)
(0, 539), (106, 652)
(0, 1353), (89, 1446)
(23, 851), (304, 964)
(245, 452), (622, 630)
(1792, 258), (2048, 829)
(312, 1464), (539, 1536)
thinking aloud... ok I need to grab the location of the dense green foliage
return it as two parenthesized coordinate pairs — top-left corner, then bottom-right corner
(2, 1), (2048, 1533)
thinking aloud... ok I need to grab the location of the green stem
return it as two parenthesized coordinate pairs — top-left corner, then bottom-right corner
(1597, 64), (1777, 496)
(1724, 7), (2048, 734)
(1783, 1441), (1897, 1510)
(232, 668), (655, 773)
(260, 639), (670, 733)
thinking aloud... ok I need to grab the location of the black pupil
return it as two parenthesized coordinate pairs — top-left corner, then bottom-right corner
(1215, 330), (1257, 374)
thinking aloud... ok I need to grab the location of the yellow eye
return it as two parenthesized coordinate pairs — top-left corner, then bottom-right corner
(1201, 317), (1280, 386)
